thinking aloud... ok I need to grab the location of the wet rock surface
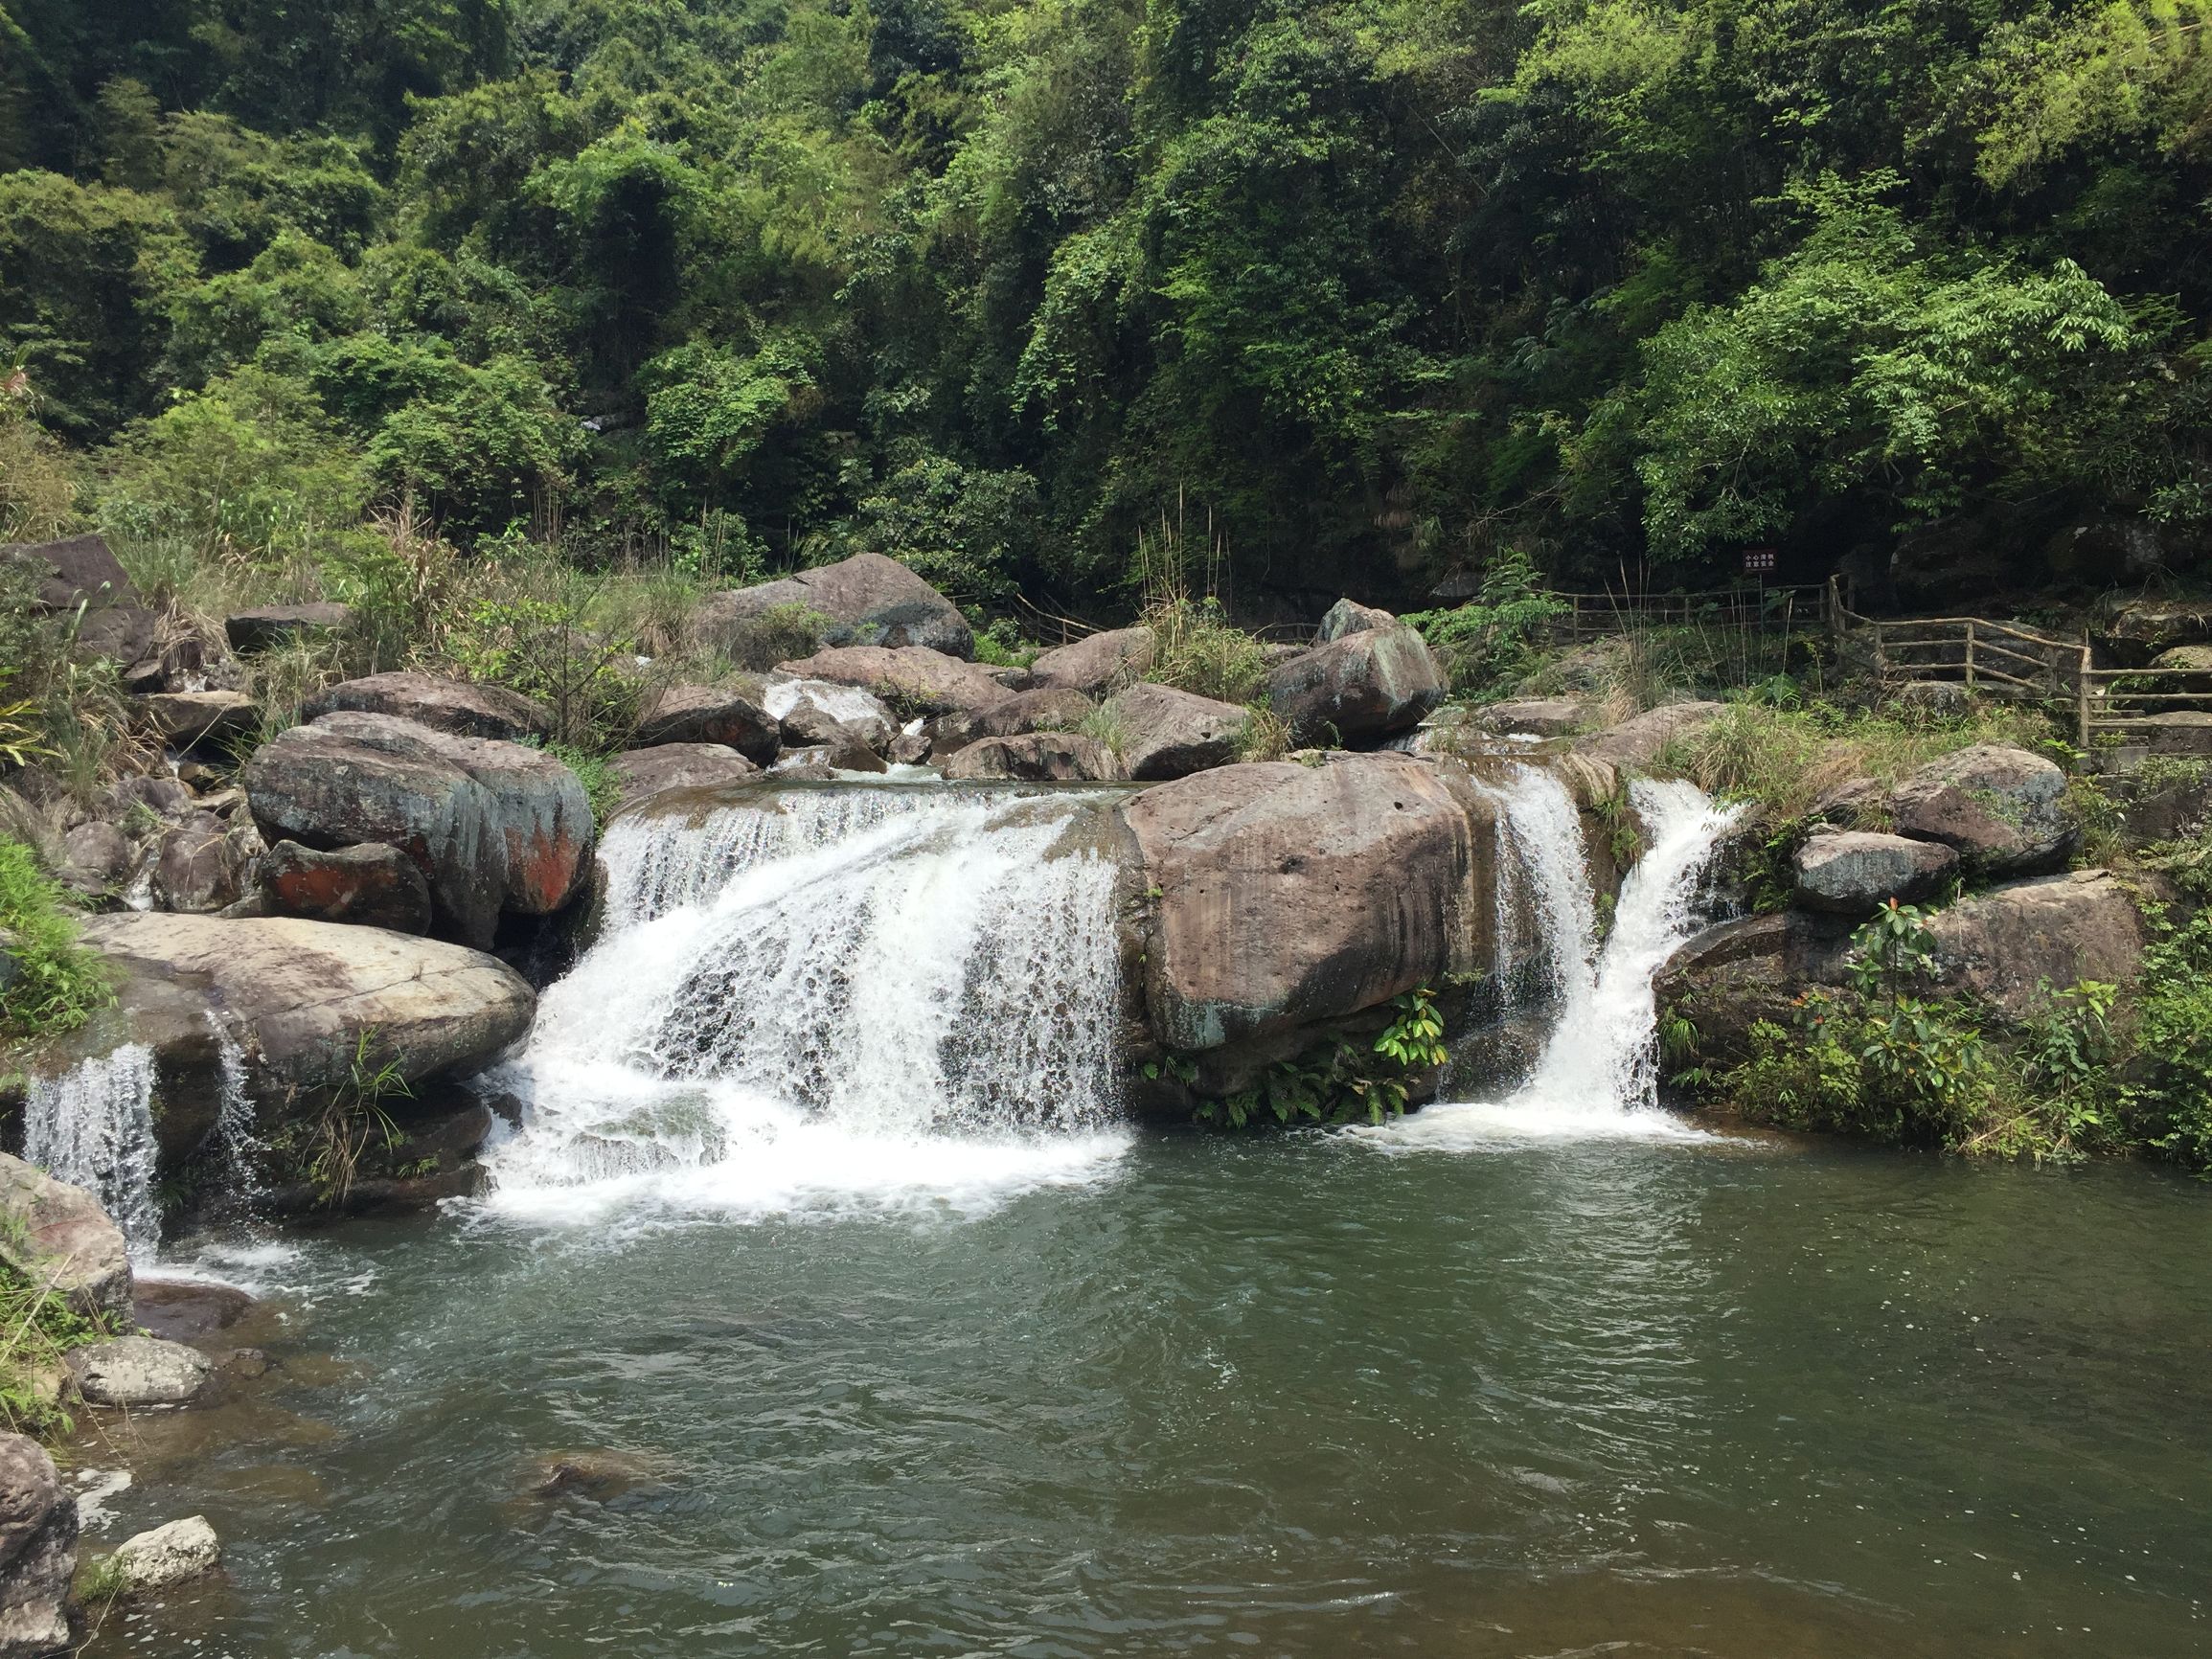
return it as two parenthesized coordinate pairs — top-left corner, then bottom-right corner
(255, 840), (433, 934)
(69, 1336), (215, 1407)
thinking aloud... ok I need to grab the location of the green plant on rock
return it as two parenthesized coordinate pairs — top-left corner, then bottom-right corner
(1402, 550), (1565, 696)
(1193, 988), (1447, 1130)
(0, 838), (112, 1042)
(0, 1259), (123, 1438)
(302, 1030), (412, 1208)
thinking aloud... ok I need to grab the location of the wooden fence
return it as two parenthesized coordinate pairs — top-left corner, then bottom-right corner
(1548, 584), (1834, 642)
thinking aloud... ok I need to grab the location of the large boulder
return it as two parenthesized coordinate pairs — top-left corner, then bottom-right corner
(925, 686), (1094, 755)
(607, 745), (759, 814)
(940, 733), (1124, 783)
(67, 1335), (212, 1406)
(302, 671), (552, 743)
(1888, 744), (2075, 875)
(136, 690), (257, 747)
(1, 534), (154, 665)
(150, 818), (257, 914)
(1265, 623), (1445, 745)
(1027, 627), (1154, 695)
(632, 683), (780, 761)
(54, 822), (131, 900)
(2092, 595), (2212, 667)
(1923, 870), (2145, 1018)
(761, 675), (898, 754)
(255, 840), (432, 934)
(1653, 912), (1855, 1070)
(775, 647), (1013, 717)
(1316, 598), (1396, 642)
(1104, 683), (1248, 781)
(695, 552), (973, 658)
(224, 603), (352, 654)
(243, 713), (593, 944)
(69, 913), (533, 1140)
(0, 1155), (130, 1321)
(1124, 753), (1492, 1052)
(1790, 830), (1959, 915)
(0, 1435), (74, 1658)
(1574, 701), (1727, 768)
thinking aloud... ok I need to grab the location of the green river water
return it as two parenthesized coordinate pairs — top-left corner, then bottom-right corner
(81, 1125), (2211, 1659)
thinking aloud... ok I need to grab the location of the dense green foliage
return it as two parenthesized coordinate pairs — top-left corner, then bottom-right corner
(3, 0), (2207, 613)
(0, 835), (112, 1042)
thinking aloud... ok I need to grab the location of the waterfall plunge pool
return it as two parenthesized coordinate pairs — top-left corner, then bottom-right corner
(93, 1132), (2212, 1659)
(64, 775), (2212, 1656)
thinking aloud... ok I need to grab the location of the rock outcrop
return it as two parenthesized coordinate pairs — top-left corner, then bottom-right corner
(255, 840), (433, 934)
(0, 1155), (130, 1321)
(1104, 683), (1247, 781)
(302, 671), (552, 743)
(243, 712), (593, 944)
(775, 647), (1013, 717)
(1479, 699), (1585, 738)
(1265, 621), (1445, 744)
(940, 733), (1123, 783)
(108, 1515), (220, 1593)
(0, 1435), (74, 1658)
(1, 534), (154, 665)
(1888, 744), (2075, 875)
(1027, 627), (1154, 695)
(1790, 830), (1959, 915)
(1315, 598), (1397, 642)
(696, 551), (973, 658)
(632, 683), (780, 761)
(1923, 870), (2145, 1017)
(1126, 753), (1493, 1057)
(608, 744), (759, 813)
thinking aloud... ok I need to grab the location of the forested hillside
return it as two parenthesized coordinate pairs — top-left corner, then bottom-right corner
(3, 0), (2209, 617)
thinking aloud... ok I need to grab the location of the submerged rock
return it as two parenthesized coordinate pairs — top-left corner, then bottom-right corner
(68, 1336), (213, 1407)
(1103, 683), (1246, 781)
(109, 1515), (220, 1591)
(1790, 830), (1958, 915)
(303, 671), (552, 743)
(0, 1155), (130, 1322)
(695, 551), (973, 659)
(0, 1434), (75, 1656)
(1888, 743), (2075, 875)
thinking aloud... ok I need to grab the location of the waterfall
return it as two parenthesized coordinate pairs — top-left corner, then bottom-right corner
(483, 784), (1131, 1222)
(1376, 763), (1739, 1144)
(207, 1019), (266, 1216)
(23, 1045), (162, 1258)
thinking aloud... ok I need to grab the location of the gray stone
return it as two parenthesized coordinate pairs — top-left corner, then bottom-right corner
(68, 1336), (213, 1407)
(1573, 701), (1727, 768)
(1888, 743), (2075, 875)
(103, 776), (195, 823)
(1, 533), (154, 666)
(940, 733), (1124, 783)
(607, 745), (759, 813)
(1923, 870), (2146, 1018)
(1025, 627), (1155, 696)
(1104, 683), (1248, 781)
(762, 676), (898, 754)
(1265, 623), (1446, 745)
(150, 820), (254, 914)
(109, 1515), (219, 1591)
(1315, 598), (1396, 642)
(302, 671), (552, 743)
(255, 840), (433, 934)
(925, 686), (1095, 755)
(1479, 699), (1585, 738)
(136, 691), (256, 747)
(633, 683), (781, 762)
(0, 1155), (130, 1322)
(1790, 830), (1959, 915)
(224, 604), (352, 653)
(774, 647), (1014, 717)
(695, 551), (973, 658)
(56, 822), (131, 898)
(0, 1434), (73, 1658)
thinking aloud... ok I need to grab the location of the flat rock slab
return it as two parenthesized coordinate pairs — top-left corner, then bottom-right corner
(1888, 743), (2075, 875)
(112, 1514), (220, 1590)
(69, 1336), (214, 1407)
(0, 1153), (131, 1321)
(1574, 701), (1726, 768)
(303, 671), (552, 743)
(775, 647), (1013, 717)
(1105, 683), (1247, 781)
(1791, 830), (1958, 915)
(225, 603), (352, 653)
(696, 551), (972, 658)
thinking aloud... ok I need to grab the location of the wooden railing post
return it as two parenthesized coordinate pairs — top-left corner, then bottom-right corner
(1964, 619), (1976, 691)
(2077, 644), (2091, 753)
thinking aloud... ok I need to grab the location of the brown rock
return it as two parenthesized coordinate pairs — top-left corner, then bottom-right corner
(224, 603), (353, 653)
(695, 551), (973, 658)
(607, 745), (759, 813)
(257, 840), (433, 934)
(926, 686), (1096, 754)
(56, 821), (132, 898)
(1124, 752), (1490, 1050)
(633, 683), (780, 761)
(0, 1153), (131, 1321)
(1265, 623), (1445, 745)
(1573, 701), (1727, 768)
(1924, 870), (2145, 1017)
(1026, 627), (1155, 695)
(137, 690), (257, 746)
(2, 533), (154, 665)
(775, 646), (1014, 717)
(0, 1434), (74, 1656)
(1105, 683), (1248, 781)
(1888, 744), (2075, 875)
(303, 671), (552, 743)
(151, 818), (255, 914)
(940, 733), (1125, 783)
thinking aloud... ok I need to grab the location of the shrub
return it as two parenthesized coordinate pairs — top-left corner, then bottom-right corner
(1142, 595), (1267, 704)
(1403, 549), (1565, 695)
(0, 838), (112, 1042)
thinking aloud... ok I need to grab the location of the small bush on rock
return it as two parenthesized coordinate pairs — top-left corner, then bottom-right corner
(0, 837), (112, 1041)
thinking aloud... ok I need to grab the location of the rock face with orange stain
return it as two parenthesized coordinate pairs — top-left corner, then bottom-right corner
(257, 840), (434, 934)
(242, 713), (592, 947)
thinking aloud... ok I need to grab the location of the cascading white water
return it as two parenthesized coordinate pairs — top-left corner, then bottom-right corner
(483, 784), (1131, 1222)
(22, 1045), (162, 1257)
(1375, 762), (1740, 1145)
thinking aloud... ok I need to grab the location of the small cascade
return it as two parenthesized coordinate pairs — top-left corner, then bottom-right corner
(23, 1046), (162, 1257)
(207, 1019), (266, 1216)
(1476, 764), (1602, 1009)
(486, 784), (1131, 1219)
